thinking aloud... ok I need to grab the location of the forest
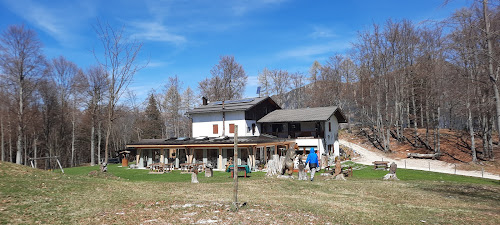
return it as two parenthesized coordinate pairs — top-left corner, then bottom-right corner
(0, 1), (498, 168)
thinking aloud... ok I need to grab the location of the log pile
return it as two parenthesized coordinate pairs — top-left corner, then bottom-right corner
(407, 152), (440, 159)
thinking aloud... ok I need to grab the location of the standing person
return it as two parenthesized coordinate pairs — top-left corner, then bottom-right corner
(305, 147), (319, 181)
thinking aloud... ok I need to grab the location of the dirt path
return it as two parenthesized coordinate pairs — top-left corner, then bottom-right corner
(340, 139), (500, 180)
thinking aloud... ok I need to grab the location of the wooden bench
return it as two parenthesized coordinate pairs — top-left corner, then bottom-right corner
(342, 166), (353, 177)
(372, 161), (389, 170)
(180, 163), (205, 172)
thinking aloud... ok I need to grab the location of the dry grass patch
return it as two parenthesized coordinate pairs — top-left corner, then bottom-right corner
(1, 162), (499, 224)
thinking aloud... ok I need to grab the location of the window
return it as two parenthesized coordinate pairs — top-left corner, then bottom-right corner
(213, 124), (218, 134)
(290, 123), (301, 132)
(229, 124), (235, 133)
(329, 122), (331, 132)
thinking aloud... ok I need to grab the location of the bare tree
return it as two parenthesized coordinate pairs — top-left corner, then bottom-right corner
(94, 20), (144, 164)
(270, 69), (290, 106)
(199, 55), (247, 101)
(164, 76), (182, 138)
(0, 25), (46, 164)
(257, 67), (273, 97)
(51, 56), (81, 166)
(85, 65), (107, 166)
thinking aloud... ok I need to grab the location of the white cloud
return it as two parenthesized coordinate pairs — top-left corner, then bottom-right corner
(2, 0), (95, 46)
(310, 26), (337, 39)
(247, 75), (259, 87)
(129, 21), (186, 44)
(231, 0), (287, 16)
(277, 41), (351, 60)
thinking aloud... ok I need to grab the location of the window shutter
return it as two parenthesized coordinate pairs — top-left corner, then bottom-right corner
(229, 124), (235, 133)
(329, 122), (331, 132)
(213, 124), (218, 134)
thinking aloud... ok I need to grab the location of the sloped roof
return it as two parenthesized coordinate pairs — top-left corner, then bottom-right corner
(187, 96), (278, 114)
(257, 106), (347, 123)
(126, 135), (292, 147)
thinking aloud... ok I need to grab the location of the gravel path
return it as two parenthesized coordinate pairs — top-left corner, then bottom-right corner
(340, 139), (500, 180)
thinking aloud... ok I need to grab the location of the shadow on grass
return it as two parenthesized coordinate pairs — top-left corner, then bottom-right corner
(418, 183), (500, 203)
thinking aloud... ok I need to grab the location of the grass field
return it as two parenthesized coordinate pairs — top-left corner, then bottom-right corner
(1, 161), (499, 224)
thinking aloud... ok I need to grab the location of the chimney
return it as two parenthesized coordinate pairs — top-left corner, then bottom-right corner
(202, 96), (208, 105)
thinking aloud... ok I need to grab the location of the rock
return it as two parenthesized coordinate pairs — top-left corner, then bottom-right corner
(191, 172), (199, 183)
(383, 173), (399, 181)
(205, 163), (213, 177)
(277, 175), (295, 179)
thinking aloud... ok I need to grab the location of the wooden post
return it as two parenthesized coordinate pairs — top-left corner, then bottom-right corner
(218, 147), (223, 170)
(233, 125), (239, 211)
(136, 149), (141, 167)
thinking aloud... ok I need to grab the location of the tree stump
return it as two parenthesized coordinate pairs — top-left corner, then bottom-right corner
(100, 162), (107, 172)
(335, 173), (346, 181)
(191, 166), (199, 183)
(321, 154), (328, 169)
(383, 162), (399, 180)
(205, 164), (213, 177)
(298, 159), (308, 180)
(334, 160), (342, 176)
(281, 148), (296, 176)
(266, 155), (281, 177)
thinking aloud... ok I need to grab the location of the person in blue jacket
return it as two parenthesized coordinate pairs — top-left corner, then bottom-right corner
(305, 147), (319, 181)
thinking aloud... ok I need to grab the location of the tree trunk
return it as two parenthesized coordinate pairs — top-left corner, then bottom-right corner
(33, 135), (37, 168)
(105, 120), (111, 164)
(1, 114), (4, 161)
(436, 106), (441, 154)
(8, 118), (12, 162)
(468, 104), (477, 162)
(71, 108), (76, 167)
(483, 0), (500, 146)
(91, 125), (95, 166)
(98, 121), (102, 164)
(482, 114), (489, 159)
(411, 84), (419, 147)
(16, 82), (23, 164)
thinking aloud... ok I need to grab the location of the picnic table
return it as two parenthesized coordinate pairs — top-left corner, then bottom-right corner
(149, 163), (173, 174)
(372, 161), (389, 170)
(226, 165), (251, 178)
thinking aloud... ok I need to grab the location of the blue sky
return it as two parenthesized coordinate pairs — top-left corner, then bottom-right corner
(0, 0), (470, 103)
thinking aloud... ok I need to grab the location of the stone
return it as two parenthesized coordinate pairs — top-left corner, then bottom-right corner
(389, 162), (397, 174)
(205, 163), (213, 177)
(383, 173), (399, 181)
(277, 175), (295, 179)
(191, 172), (199, 183)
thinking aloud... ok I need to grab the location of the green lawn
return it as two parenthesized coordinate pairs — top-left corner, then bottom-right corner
(60, 161), (499, 185)
(1, 161), (499, 224)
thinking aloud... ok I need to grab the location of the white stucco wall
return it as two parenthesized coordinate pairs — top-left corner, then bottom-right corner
(295, 138), (325, 155)
(324, 115), (339, 157)
(191, 111), (260, 137)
